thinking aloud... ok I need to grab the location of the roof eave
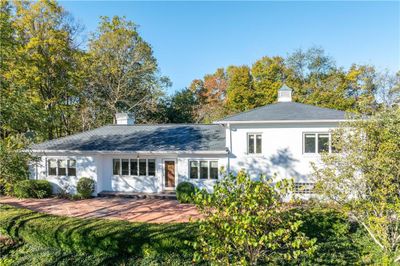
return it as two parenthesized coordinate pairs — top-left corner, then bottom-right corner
(27, 149), (229, 155)
(214, 119), (350, 124)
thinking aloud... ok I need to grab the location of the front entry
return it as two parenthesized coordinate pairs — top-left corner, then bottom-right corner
(164, 161), (175, 189)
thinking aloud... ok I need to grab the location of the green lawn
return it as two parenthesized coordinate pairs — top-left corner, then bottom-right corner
(0, 204), (380, 265)
(0, 204), (196, 265)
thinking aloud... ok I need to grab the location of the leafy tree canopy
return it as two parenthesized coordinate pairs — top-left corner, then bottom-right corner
(313, 107), (400, 264)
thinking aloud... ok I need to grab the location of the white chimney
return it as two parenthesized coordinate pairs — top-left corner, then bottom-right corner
(115, 113), (135, 125)
(277, 84), (292, 102)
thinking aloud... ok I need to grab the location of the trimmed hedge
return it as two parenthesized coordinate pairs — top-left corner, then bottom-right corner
(176, 182), (196, 203)
(13, 180), (52, 199)
(76, 177), (95, 199)
(0, 204), (196, 261)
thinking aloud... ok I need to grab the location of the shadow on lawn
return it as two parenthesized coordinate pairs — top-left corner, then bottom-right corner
(0, 204), (197, 262)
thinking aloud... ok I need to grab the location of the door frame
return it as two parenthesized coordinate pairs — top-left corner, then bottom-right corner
(162, 159), (177, 190)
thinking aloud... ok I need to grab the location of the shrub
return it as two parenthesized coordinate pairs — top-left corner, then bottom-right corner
(192, 171), (315, 264)
(176, 182), (196, 203)
(0, 135), (34, 195)
(285, 205), (377, 265)
(13, 180), (52, 198)
(76, 177), (95, 199)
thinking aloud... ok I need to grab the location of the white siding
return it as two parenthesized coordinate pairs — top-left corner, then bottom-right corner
(33, 154), (98, 195)
(226, 122), (339, 183)
(30, 121), (338, 196)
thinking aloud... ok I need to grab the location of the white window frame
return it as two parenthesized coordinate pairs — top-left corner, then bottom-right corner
(247, 132), (262, 154)
(113, 158), (156, 177)
(302, 132), (332, 154)
(47, 158), (76, 177)
(189, 160), (219, 180)
(294, 182), (315, 194)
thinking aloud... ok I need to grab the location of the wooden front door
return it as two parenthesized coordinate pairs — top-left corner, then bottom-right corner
(164, 161), (175, 188)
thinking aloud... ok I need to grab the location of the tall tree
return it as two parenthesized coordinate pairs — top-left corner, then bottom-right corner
(251, 56), (287, 106)
(153, 88), (198, 123)
(4, 0), (81, 140)
(189, 68), (228, 123)
(84, 16), (167, 127)
(376, 70), (400, 108)
(225, 65), (254, 112)
(0, 0), (17, 139)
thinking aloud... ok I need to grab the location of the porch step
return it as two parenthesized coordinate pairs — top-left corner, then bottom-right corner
(98, 191), (177, 200)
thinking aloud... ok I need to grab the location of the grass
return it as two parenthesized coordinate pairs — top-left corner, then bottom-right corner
(0, 204), (196, 265)
(0, 203), (380, 265)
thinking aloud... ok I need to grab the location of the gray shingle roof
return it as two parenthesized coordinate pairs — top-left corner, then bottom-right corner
(220, 102), (347, 122)
(31, 124), (226, 152)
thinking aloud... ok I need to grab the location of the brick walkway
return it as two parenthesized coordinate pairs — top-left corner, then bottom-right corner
(0, 196), (201, 223)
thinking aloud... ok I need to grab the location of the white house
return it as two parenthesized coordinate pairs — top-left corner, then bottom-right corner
(29, 85), (348, 196)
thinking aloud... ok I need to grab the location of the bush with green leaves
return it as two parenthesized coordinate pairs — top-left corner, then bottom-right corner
(13, 180), (52, 198)
(0, 135), (34, 195)
(192, 171), (316, 265)
(313, 108), (400, 263)
(76, 177), (95, 198)
(284, 204), (379, 265)
(176, 181), (196, 203)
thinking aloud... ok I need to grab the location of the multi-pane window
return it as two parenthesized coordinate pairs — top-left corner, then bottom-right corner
(303, 133), (332, 154)
(68, 160), (76, 176)
(148, 159), (156, 176)
(318, 134), (329, 153)
(139, 159), (147, 176)
(47, 159), (76, 176)
(209, 161), (218, 179)
(113, 158), (156, 176)
(248, 133), (262, 154)
(190, 160), (218, 180)
(190, 161), (199, 179)
(294, 183), (315, 194)
(121, 159), (129, 175)
(48, 159), (57, 176)
(130, 159), (138, 176)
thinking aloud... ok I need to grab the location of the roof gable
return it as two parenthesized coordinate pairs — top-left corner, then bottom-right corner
(219, 102), (347, 122)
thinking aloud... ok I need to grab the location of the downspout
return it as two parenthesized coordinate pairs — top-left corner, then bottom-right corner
(227, 123), (232, 173)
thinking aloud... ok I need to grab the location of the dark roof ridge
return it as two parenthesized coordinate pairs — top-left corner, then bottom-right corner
(218, 101), (282, 121)
(219, 101), (347, 122)
(106, 123), (221, 127)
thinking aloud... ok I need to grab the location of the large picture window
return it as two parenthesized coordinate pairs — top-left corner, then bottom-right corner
(47, 159), (76, 176)
(303, 133), (332, 154)
(113, 158), (156, 177)
(248, 133), (262, 154)
(190, 160), (219, 180)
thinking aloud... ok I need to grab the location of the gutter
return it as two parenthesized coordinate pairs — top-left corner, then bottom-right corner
(214, 119), (350, 124)
(27, 149), (229, 156)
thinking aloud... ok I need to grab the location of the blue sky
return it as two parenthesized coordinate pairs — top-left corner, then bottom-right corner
(61, 1), (400, 94)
